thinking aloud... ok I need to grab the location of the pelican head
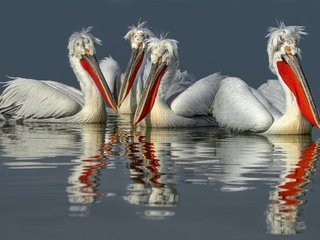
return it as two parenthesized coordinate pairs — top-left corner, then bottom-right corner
(266, 22), (306, 74)
(147, 37), (179, 67)
(133, 37), (179, 125)
(118, 22), (155, 107)
(68, 27), (101, 58)
(68, 27), (117, 113)
(124, 21), (154, 49)
(267, 23), (319, 128)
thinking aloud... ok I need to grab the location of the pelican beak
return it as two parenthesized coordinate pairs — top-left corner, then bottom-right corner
(133, 58), (167, 125)
(118, 43), (145, 108)
(81, 53), (118, 113)
(278, 54), (320, 128)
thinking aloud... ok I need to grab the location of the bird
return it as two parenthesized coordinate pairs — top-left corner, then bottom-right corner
(133, 36), (224, 128)
(212, 23), (320, 134)
(0, 27), (118, 123)
(99, 21), (155, 115)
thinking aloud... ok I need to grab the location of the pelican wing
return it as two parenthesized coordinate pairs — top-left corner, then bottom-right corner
(164, 70), (196, 105)
(44, 80), (83, 105)
(170, 73), (223, 117)
(213, 77), (279, 132)
(0, 78), (83, 120)
(99, 56), (121, 98)
(257, 79), (285, 113)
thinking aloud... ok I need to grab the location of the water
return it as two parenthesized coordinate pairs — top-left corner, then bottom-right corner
(0, 116), (319, 239)
(1, 1), (320, 239)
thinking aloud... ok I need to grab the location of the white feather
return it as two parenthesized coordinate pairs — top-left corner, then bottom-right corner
(164, 70), (196, 104)
(266, 22), (307, 73)
(213, 77), (275, 132)
(119, 22), (155, 114)
(0, 78), (82, 119)
(257, 79), (285, 113)
(137, 37), (219, 128)
(171, 73), (223, 117)
(99, 56), (121, 95)
(212, 23), (313, 134)
(0, 27), (108, 123)
(124, 21), (154, 49)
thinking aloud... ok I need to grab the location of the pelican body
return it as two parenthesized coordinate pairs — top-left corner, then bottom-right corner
(133, 37), (223, 128)
(99, 21), (154, 115)
(213, 24), (320, 134)
(117, 21), (154, 114)
(0, 27), (117, 123)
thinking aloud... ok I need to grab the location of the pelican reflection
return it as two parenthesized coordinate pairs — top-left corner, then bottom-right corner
(120, 129), (179, 208)
(117, 122), (224, 219)
(119, 121), (319, 229)
(212, 134), (319, 235)
(0, 123), (117, 216)
(265, 136), (319, 235)
(66, 125), (118, 216)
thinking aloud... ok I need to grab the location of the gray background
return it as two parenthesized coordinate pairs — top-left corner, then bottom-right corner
(0, 2), (320, 239)
(0, 0), (319, 135)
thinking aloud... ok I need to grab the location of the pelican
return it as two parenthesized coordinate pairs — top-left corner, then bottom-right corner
(213, 23), (320, 134)
(133, 37), (224, 128)
(0, 27), (118, 123)
(98, 21), (154, 115)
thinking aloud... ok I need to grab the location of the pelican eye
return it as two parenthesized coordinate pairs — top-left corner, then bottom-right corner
(83, 38), (90, 44)
(279, 36), (284, 43)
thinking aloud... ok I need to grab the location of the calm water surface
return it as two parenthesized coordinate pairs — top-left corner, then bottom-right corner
(0, 116), (319, 240)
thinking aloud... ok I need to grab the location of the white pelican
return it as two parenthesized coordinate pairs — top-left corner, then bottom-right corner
(0, 27), (117, 123)
(99, 21), (154, 115)
(133, 37), (223, 128)
(213, 23), (320, 134)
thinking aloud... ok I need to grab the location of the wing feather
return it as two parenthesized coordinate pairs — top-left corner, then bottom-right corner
(257, 79), (285, 113)
(164, 70), (196, 105)
(170, 73), (223, 117)
(0, 78), (82, 119)
(213, 77), (275, 132)
(99, 56), (121, 97)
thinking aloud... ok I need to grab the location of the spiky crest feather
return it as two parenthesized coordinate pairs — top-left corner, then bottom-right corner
(68, 27), (102, 54)
(146, 36), (179, 62)
(266, 22), (307, 73)
(124, 21), (154, 41)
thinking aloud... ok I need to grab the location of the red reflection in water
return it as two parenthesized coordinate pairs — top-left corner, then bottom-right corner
(277, 142), (318, 206)
(68, 130), (119, 215)
(267, 141), (319, 235)
(76, 154), (108, 196)
(122, 131), (177, 206)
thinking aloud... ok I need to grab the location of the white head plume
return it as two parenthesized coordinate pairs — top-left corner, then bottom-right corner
(68, 27), (102, 58)
(124, 21), (155, 49)
(266, 22), (307, 73)
(146, 36), (179, 66)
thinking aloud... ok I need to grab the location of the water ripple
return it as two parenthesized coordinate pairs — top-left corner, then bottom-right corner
(0, 120), (319, 233)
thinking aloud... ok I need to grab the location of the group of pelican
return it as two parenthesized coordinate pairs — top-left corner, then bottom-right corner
(0, 21), (319, 134)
